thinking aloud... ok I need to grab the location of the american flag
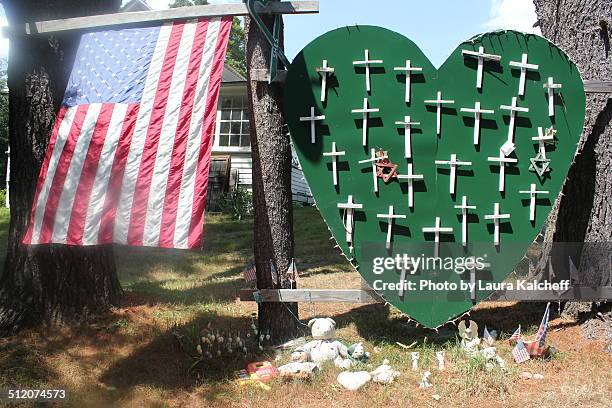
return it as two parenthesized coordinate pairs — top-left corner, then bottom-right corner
(512, 340), (531, 364)
(23, 17), (231, 249)
(525, 302), (551, 357)
(508, 324), (521, 344)
(243, 261), (257, 283)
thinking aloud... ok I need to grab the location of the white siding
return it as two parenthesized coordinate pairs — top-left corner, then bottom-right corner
(213, 84), (312, 203)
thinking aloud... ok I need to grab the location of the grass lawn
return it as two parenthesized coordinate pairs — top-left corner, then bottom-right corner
(0, 207), (610, 407)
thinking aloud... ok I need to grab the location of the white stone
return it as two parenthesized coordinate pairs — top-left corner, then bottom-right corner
(337, 371), (372, 391)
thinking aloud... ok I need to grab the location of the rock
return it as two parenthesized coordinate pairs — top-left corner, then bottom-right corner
(337, 371), (371, 391)
(485, 362), (494, 372)
(533, 373), (545, 380)
(432, 394), (442, 401)
(519, 371), (533, 379)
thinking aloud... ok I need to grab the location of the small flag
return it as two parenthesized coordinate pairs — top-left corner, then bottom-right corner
(243, 261), (256, 283)
(508, 324), (521, 344)
(526, 302), (551, 357)
(512, 340), (531, 364)
(483, 326), (494, 347)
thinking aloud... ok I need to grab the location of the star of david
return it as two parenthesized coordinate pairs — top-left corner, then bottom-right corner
(529, 153), (551, 178)
(375, 150), (399, 182)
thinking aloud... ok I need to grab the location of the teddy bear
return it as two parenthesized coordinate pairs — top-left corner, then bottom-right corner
(291, 318), (349, 364)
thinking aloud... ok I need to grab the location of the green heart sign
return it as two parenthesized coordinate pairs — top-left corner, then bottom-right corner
(284, 27), (585, 327)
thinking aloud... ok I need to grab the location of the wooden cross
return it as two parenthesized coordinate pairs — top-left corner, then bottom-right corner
(435, 154), (472, 195)
(460, 101), (495, 145)
(422, 217), (454, 258)
(397, 163), (424, 208)
(352, 97), (380, 146)
(499, 96), (529, 155)
(393, 59), (423, 103)
(358, 148), (388, 193)
(337, 195), (363, 253)
(519, 183), (549, 221)
(454, 195), (476, 247)
(376, 205), (407, 250)
(352, 49), (383, 92)
(395, 115), (421, 158)
(323, 141), (345, 186)
(484, 202), (511, 246)
(299, 106), (325, 144)
(532, 126), (555, 159)
(487, 149), (518, 192)
(425, 91), (455, 135)
(461, 46), (501, 89)
(316, 59), (335, 102)
(543, 77), (562, 117)
(509, 53), (539, 96)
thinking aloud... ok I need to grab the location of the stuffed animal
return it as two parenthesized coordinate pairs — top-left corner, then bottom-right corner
(347, 342), (370, 362)
(291, 318), (349, 363)
(309, 317), (337, 339)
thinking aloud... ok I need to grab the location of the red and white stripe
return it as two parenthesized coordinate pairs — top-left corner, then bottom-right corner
(24, 17), (231, 249)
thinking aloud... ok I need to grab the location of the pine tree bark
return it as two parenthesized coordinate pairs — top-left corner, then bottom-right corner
(246, 15), (299, 341)
(0, 0), (122, 335)
(532, 1), (611, 294)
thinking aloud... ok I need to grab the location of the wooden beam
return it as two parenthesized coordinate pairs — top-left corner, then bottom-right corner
(5, 1), (319, 36)
(251, 69), (287, 83)
(240, 287), (612, 303)
(240, 288), (380, 303)
(584, 80), (612, 93)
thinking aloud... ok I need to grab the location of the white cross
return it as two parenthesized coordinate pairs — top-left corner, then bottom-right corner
(454, 195), (476, 247)
(543, 77), (562, 117)
(352, 97), (380, 146)
(509, 53), (539, 96)
(461, 46), (501, 89)
(337, 195), (363, 253)
(519, 183), (549, 221)
(352, 49), (383, 92)
(422, 217), (454, 258)
(323, 142), (345, 186)
(499, 97), (529, 155)
(435, 154), (472, 195)
(376, 205), (407, 250)
(299, 106), (326, 144)
(484, 203), (511, 246)
(397, 163), (424, 208)
(460, 101), (495, 145)
(393, 59), (423, 103)
(487, 149), (518, 192)
(395, 115), (421, 158)
(358, 148), (388, 193)
(425, 91), (455, 135)
(316, 59), (335, 102)
(532, 126), (555, 159)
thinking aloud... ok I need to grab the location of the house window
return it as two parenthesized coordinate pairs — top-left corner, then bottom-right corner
(218, 95), (250, 148)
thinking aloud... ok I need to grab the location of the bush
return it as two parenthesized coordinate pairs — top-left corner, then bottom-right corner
(218, 186), (252, 220)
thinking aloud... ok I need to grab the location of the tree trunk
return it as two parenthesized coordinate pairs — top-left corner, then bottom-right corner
(0, 0), (122, 335)
(246, 15), (299, 341)
(532, 0), (611, 310)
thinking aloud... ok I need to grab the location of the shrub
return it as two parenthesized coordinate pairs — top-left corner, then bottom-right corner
(218, 186), (252, 220)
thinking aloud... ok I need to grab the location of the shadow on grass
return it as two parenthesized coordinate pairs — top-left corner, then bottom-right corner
(329, 301), (560, 347)
(125, 272), (244, 306)
(99, 312), (261, 393)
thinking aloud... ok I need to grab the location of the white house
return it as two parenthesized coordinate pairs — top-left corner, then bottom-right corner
(121, 0), (313, 209)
